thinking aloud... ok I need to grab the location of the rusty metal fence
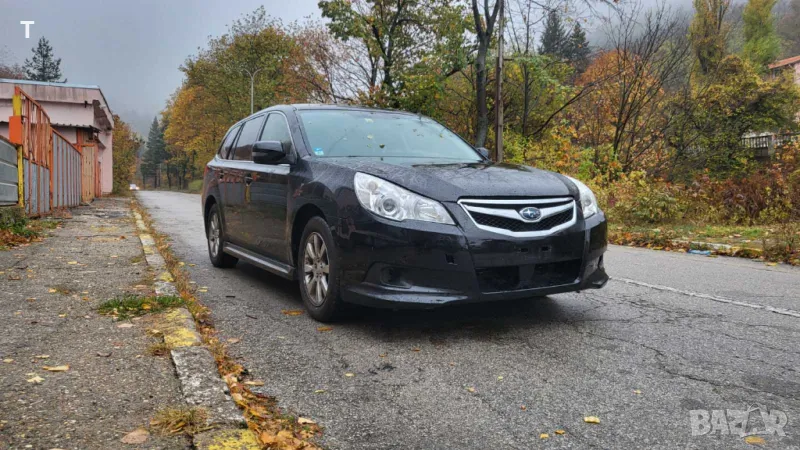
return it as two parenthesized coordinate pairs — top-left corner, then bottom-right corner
(6, 86), (86, 216)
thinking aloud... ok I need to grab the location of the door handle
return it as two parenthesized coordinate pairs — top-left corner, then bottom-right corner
(244, 175), (253, 186)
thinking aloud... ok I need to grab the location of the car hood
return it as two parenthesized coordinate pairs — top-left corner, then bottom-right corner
(319, 157), (576, 202)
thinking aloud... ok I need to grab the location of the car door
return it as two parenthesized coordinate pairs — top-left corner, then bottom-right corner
(245, 112), (294, 261)
(224, 115), (266, 245)
(215, 124), (241, 231)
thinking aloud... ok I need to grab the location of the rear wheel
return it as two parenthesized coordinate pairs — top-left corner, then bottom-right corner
(207, 204), (238, 268)
(298, 217), (342, 322)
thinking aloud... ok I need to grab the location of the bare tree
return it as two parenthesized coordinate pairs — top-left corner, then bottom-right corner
(471, 0), (503, 148)
(599, 1), (691, 172)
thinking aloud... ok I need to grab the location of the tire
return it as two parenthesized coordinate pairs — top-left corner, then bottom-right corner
(297, 217), (342, 322)
(206, 203), (238, 268)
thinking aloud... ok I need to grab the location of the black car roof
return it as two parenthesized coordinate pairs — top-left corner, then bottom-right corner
(229, 104), (423, 130)
(253, 103), (418, 116)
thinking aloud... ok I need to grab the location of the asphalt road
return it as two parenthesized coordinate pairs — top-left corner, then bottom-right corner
(138, 191), (800, 449)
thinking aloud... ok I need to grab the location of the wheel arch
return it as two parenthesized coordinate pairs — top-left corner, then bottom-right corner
(291, 203), (327, 267)
(203, 195), (218, 234)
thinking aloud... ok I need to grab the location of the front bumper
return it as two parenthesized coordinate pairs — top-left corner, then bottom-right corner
(333, 201), (608, 308)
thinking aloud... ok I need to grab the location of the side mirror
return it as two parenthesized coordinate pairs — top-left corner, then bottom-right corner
(253, 140), (285, 164)
(476, 147), (490, 159)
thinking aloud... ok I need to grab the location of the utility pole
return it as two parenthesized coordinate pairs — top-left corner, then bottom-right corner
(242, 67), (265, 115)
(494, 0), (505, 163)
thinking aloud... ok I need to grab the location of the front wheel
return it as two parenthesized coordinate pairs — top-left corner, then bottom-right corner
(207, 204), (238, 268)
(298, 217), (342, 322)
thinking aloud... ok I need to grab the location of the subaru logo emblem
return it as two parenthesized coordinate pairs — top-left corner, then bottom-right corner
(519, 207), (542, 221)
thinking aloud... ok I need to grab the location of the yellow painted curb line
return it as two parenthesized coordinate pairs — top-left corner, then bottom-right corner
(193, 428), (261, 450)
(161, 308), (201, 348)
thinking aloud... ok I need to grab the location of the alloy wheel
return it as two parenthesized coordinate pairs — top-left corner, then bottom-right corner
(208, 212), (221, 258)
(303, 232), (329, 306)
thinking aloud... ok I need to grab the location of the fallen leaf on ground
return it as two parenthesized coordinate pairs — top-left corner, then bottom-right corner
(3, 358), (13, 363)
(43, 365), (69, 372)
(117, 323), (134, 328)
(67, 261), (78, 265)
(27, 375), (44, 383)
(48, 288), (57, 293)
(317, 326), (333, 332)
(157, 272), (174, 282)
(58, 314), (67, 318)
(520, 405), (527, 410)
(411, 348), (420, 352)
(34, 355), (49, 359)
(282, 309), (304, 316)
(298, 417), (316, 425)
(744, 436), (765, 445)
(540, 433), (549, 439)
(227, 338), (241, 344)
(584, 416), (600, 424)
(379, 353), (387, 358)
(555, 429), (565, 435)
(244, 380), (264, 386)
(466, 387), (476, 393)
(231, 392), (245, 405)
(344, 373), (355, 377)
(97, 351), (112, 357)
(314, 389), (326, 394)
(120, 428), (149, 444)
(633, 389), (642, 395)
(497, 376), (504, 381)
(766, 262), (778, 267)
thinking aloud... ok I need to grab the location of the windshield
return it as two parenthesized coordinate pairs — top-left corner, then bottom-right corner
(298, 110), (482, 162)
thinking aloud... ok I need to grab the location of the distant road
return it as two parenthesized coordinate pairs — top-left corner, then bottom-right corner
(139, 190), (800, 449)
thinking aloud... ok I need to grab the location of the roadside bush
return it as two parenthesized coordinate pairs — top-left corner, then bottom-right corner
(594, 171), (685, 225)
(687, 143), (800, 225)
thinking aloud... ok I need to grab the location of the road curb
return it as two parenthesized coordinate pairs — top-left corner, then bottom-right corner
(132, 208), (259, 448)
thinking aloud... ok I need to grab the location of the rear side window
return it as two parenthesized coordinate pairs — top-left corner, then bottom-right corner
(232, 116), (266, 161)
(260, 113), (294, 154)
(218, 125), (241, 159)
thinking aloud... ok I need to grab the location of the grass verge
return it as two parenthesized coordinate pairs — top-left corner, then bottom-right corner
(130, 198), (323, 449)
(150, 406), (211, 436)
(609, 222), (800, 265)
(98, 294), (184, 320)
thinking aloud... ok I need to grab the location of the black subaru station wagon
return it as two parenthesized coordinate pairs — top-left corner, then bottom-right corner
(202, 105), (608, 321)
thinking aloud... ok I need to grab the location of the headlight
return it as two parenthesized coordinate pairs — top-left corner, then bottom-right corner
(565, 176), (599, 218)
(354, 173), (454, 225)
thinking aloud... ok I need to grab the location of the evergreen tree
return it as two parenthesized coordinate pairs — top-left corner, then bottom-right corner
(142, 117), (167, 188)
(538, 10), (569, 59)
(742, 0), (781, 69)
(23, 37), (64, 82)
(566, 22), (591, 72)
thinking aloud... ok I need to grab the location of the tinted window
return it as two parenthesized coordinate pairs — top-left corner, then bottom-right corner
(232, 116), (265, 161)
(218, 125), (241, 159)
(297, 110), (481, 162)
(260, 114), (294, 153)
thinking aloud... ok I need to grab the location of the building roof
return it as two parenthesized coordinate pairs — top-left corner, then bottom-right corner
(0, 78), (114, 130)
(769, 55), (800, 70)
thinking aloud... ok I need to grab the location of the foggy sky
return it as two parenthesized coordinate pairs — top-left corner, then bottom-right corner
(0, 0), (692, 137)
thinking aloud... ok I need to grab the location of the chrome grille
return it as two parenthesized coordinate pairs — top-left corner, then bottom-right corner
(458, 197), (577, 237)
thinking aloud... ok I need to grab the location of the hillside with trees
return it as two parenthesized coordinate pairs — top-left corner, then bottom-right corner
(159, 0), (800, 263)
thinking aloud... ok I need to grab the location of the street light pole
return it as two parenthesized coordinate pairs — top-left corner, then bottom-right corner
(242, 67), (265, 115)
(494, 0), (505, 163)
